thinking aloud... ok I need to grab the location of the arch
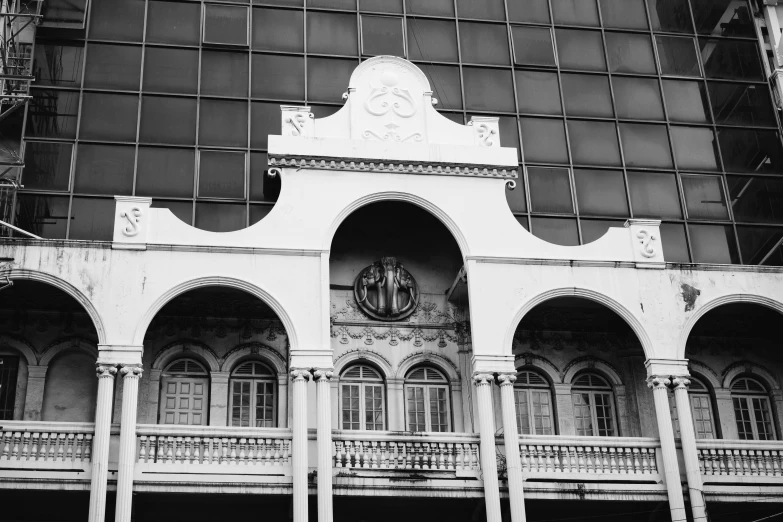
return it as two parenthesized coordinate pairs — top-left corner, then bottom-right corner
(678, 294), (783, 359)
(151, 340), (220, 373)
(395, 351), (459, 382)
(687, 359), (722, 390)
(0, 269), (107, 344)
(221, 342), (287, 375)
(333, 348), (393, 380)
(348, 56), (431, 92)
(562, 356), (623, 387)
(514, 352), (561, 385)
(0, 333), (37, 366)
(325, 192), (469, 258)
(133, 276), (298, 350)
(722, 361), (780, 391)
(505, 287), (653, 360)
(39, 337), (98, 366)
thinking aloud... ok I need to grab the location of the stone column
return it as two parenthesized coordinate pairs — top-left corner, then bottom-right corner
(474, 373), (502, 522)
(291, 369), (310, 522)
(647, 376), (687, 522)
(22, 365), (47, 421)
(672, 377), (707, 522)
(498, 373), (527, 522)
(88, 365), (117, 522)
(313, 370), (334, 522)
(115, 365), (143, 522)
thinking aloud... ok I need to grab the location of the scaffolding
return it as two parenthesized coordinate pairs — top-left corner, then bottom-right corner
(0, 0), (41, 236)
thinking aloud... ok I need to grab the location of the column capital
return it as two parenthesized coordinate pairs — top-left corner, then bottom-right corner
(120, 365), (143, 378)
(312, 369), (334, 381)
(96, 364), (118, 379)
(646, 375), (671, 389)
(291, 368), (311, 382)
(672, 377), (691, 390)
(496, 373), (517, 386)
(473, 372), (495, 386)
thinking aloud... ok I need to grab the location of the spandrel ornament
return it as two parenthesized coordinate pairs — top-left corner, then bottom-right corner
(354, 257), (419, 321)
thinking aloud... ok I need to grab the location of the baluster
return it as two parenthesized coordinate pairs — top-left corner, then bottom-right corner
(640, 448), (650, 474)
(217, 437), (227, 464)
(20, 433), (30, 460)
(608, 447), (618, 473)
(208, 438), (217, 464)
(557, 446), (568, 473)
(454, 443), (464, 471)
(598, 447), (608, 473)
(632, 448), (641, 474)
(543, 446), (553, 472)
(228, 438), (238, 464)
(773, 451), (781, 477)
(425, 443), (434, 470)
(587, 447), (597, 473)
(566, 446), (575, 472)
(31, 433), (41, 462)
(719, 449), (729, 475)
(740, 449), (750, 475)
(75, 434), (85, 462)
(173, 437), (182, 462)
(334, 440), (343, 468)
(282, 439), (290, 465)
(265, 438), (274, 465)
(472, 443), (480, 470)
(532, 445), (542, 472)
(574, 446), (584, 472)
(251, 438), (260, 465)
(750, 450), (759, 476)
(1, 432), (10, 460)
(67, 433), (76, 462)
(84, 434), (93, 462)
(238, 438), (246, 465)
(139, 435), (147, 463)
(184, 437), (192, 463)
(554, 446), (563, 472)
(446, 443), (455, 470)
(763, 450), (772, 476)
(55, 433), (65, 461)
(519, 445), (528, 472)
(619, 448), (628, 473)
(372, 441), (380, 469)
(165, 437), (175, 463)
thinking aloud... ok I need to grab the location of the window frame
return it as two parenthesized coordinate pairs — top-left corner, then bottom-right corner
(403, 367), (451, 433)
(359, 14), (406, 57)
(159, 358), (210, 426)
(339, 364), (386, 431)
(570, 372), (618, 437)
(228, 360), (278, 428)
(202, 3), (251, 48)
(514, 369), (554, 435)
(731, 376), (777, 441)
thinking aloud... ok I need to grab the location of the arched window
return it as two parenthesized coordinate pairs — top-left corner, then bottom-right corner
(0, 354), (19, 420)
(229, 360), (277, 427)
(160, 358), (209, 425)
(731, 376), (776, 440)
(670, 376), (716, 439)
(404, 367), (451, 432)
(514, 370), (553, 435)
(571, 372), (617, 437)
(340, 364), (385, 431)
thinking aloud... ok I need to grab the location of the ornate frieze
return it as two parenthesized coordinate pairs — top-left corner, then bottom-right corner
(354, 257), (419, 321)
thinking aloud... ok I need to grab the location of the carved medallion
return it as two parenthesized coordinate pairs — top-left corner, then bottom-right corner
(354, 257), (419, 321)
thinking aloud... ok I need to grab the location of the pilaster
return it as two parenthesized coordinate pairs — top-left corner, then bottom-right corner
(22, 365), (47, 421)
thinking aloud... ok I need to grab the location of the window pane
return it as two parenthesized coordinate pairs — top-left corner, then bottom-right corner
(708, 82), (776, 127)
(600, 0), (648, 29)
(561, 74), (612, 117)
(688, 224), (739, 264)
(511, 26), (555, 67)
(199, 151), (245, 199)
(199, 99), (249, 147)
(201, 51), (249, 97)
(531, 217), (579, 246)
(459, 22), (509, 66)
(204, 4), (249, 46)
(692, 0), (755, 37)
(41, 0), (87, 28)
(660, 222), (691, 262)
(307, 57), (357, 103)
(662, 80), (710, 123)
(74, 144), (134, 195)
(733, 397), (753, 439)
(619, 123), (672, 169)
(551, 0), (599, 26)
(520, 118), (569, 164)
(648, 0), (694, 33)
(516, 71), (561, 115)
(508, 0), (550, 23)
(34, 43), (84, 88)
(581, 219), (626, 243)
(309, 0), (355, 8)
(84, 44), (140, 90)
(69, 197), (116, 240)
(22, 141), (72, 191)
(457, 0), (505, 20)
(681, 175), (729, 220)
(700, 39), (763, 81)
(27, 89), (79, 139)
(252, 8), (304, 52)
(574, 169), (628, 217)
(628, 171), (682, 218)
(147, 1), (201, 45)
(605, 33), (656, 74)
(89, 0), (144, 42)
(556, 29), (605, 71)
(80, 93), (139, 142)
(407, 18), (458, 63)
(143, 47), (199, 94)
(613, 77), (664, 120)
(15, 195), (69, 239)
(307, 12), (357, 56)
(136, 147), (195, 198)
(728, 176), (783, 224)
(718, 129), (783, 174)
(670, 126), (719, 171)
(361, 0), (402, 13)
(406, 0), (453, 17)
(195, 202), (246, 232)
(528, 167), (573, 214)
(568, 121), (621, 166)
(250, 102), (279, 149)
(419, 65), (462, 110)
(572, 392), (594, 436)
(656, 36), (700, 76)
(252, 54), (304, 100)
(736, 226), (783, 265)
(140, 96), (198, 145)
(462, 67), (515, 112)
(250, 205), (273, 225)
(362, 15), (403, 56)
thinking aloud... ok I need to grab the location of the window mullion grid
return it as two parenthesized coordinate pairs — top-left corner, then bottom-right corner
(451, 0), (467, 126)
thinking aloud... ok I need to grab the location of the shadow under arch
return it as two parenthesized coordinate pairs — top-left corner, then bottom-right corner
(0, 333), (38, 366)
(1, 268), (107, 344)
(133, 276), (298, 351)
(40, 337), (99, 366)
(324, 191), (470, 259)
(678, 294), (783, 360)
(151, 339), (221, 373)
(505, 287), (654, 361)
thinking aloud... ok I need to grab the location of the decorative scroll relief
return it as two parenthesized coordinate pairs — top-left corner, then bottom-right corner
(636, 229), (657, 258)
(280, 106), (313, 137)
(120, 207), (142, 237)
(359, 63), (424, 143)
(469, 117), (500, 148)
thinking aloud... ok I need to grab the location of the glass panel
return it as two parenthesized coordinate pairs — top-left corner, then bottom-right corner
(561, 74), (612, 117)
(250, 205), (273, 225)
(252, 8), (304, 52)
(195, 202), (246, 232)
(656, 36), (700, 76)
(752, 398), (775, 440)
(593, 392), (616, 436)
(231, 380), (251, 427)
(692, 0), (755, 37)
(251, 102), (280, 149)
(462, 67), (515, 112)
(203, 4), (249, 46)
(688, 224), (739, 264)
(41, 0), (87, 28)
(407, 386), (425, 431)
(556, 29), (605, 71)
(520, 118), (569, 163)
(74, 144), (134, 195)
(429, 387), (449, 432)
(662, 80), (710, 123)
(515, 389), (531, 435)
(581, 218), (626, 243)
(670, 126), (719, 171)
(733, 396), (753, 440)
(34, 43), (84, 88)
(406, 0), (454, 17)
(660, 222), (690, 262)
(147, 1), (201, 45)
(736, 226), (783, 265)
(27, 89), (79, 139)
(605, 33), (656, 74)
(613, 77), (664, 120)
(79, 93), (138, 142)
(199, 151), (245, 199)
(508, 0), (550, 23)
(708, 82), (777, 127)
(459, 22), (509, 66)
(619, 123), (672, 169)
(728, 176), (783, 224)
(143, 47), (199, 94)
(568, 120), (621, 166)
(516, 70), (561, 115)
(551, 0), (599, 26)
(574, 169), (628, 217)
(600, 0), (648, 29)
(252, 54), (304, 100)
(681, 175), (729, 220)
(572, 392), (594, 436)
(407, 18), (458, 63)
(531, 390), (553, 435)
(700, 39), (763, 81)
(198, 99), (249, 147)
(531, 217), (579, 246)
(137, 148), (194, 198)
(342, 384), (360, 430)
(419, 65), (462, 110)
(89, 0), (145, 42)
(255, 381), (275, 427)
(627, 171), (682, 218)
(365, 384), (384, 430)
(506, 177), (527, 213)
(14, 195), (70, 239)
(307, 11), (357, 56)
(21, 141), (72, 191)
(528, 167), (573, 213)
(201, 51), (249, 98)
(511, 26), (555, 67)
(84, 44), (141, 90)
(140, 96), (197, 145)
(648, 0), (693, 32)
(718, 129), (783, 174)
(307, 57), (357, 103)
(309, 0), (355, 8)
(361, 0), (402, 13)
(690, 395), (715, 439)
(69, 197), (116, 240)
(457, 0), (505, 20)
(361, 15), (403, 56)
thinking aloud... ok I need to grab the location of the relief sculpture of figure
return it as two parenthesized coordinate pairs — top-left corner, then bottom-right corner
(354, 257), (419, 321)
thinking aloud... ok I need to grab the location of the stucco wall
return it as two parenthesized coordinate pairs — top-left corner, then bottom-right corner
(41, 351), (97, 422)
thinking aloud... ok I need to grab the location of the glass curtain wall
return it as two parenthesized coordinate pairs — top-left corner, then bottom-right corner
(13, 0), (783, 265)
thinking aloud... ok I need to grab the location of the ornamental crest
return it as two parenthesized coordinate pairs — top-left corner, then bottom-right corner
(354, 257), (419, 321)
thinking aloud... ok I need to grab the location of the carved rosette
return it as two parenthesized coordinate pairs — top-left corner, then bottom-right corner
(354, 257), (419, 321)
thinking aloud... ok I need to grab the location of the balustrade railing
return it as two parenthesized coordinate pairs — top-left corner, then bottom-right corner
(332, 430), (481, 474)
(0, 421), (94, 468)
(697, 440), (783, 480)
